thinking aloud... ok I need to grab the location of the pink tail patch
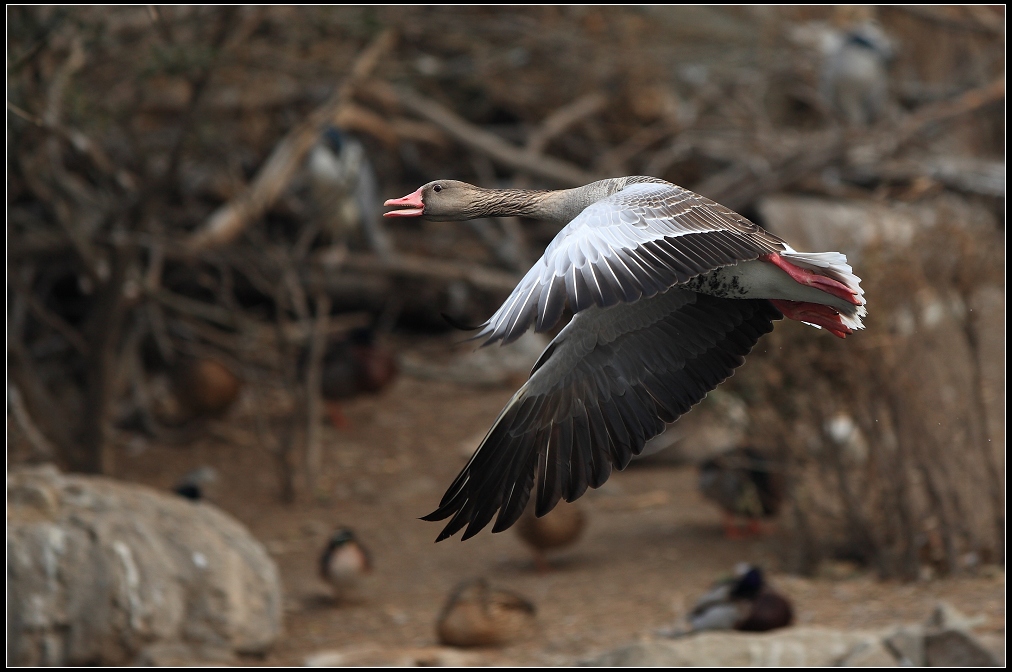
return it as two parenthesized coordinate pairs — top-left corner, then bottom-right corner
(761, 253), (861, 306)
(770, 300), (853, 339)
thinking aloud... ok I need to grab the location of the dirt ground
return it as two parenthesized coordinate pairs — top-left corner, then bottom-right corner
(111, 333), (1005, 666)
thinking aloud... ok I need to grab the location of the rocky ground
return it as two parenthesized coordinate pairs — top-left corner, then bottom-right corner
(106, 333), (1005, 666)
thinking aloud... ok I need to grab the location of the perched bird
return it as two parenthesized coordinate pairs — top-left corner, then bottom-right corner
(308, 126), (392, 257)
(698, 446), (785, 538)
(304, 328), (399, 428)
(436, 578), (536, 648)
(819, 22), (894, 127)
(173, 465), (218, 501)
(515, 500), (586, 572)
(686, 563), (793, 633)
(319, 528), (373, 603)
(385, 177), (866, 541)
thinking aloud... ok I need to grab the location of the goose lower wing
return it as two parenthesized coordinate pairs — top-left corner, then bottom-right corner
(423, 289), (782, 541)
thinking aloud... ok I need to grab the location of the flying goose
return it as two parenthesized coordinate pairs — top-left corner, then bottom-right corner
(385, 176), (865, 541)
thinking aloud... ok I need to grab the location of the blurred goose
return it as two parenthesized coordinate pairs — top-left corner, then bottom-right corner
(686, 563), (793, 633)
(385, 177), (866, 541)
(699, 446), (785, 538)
(436, 578), (536, 648)
(515, 500), (586, 572)
(302, 328), (399, 428)
(319, 528), (373, 603)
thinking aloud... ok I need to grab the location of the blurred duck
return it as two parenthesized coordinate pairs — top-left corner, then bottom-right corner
(308, 126), (392, 257)
(698, 446), (785, 539)
(171, 357), (242, 420)
(173, 465), (218, 501)
(319, 528), (373, 603)
(437, 578), (536, 648)
(515, 500), (586, 573)
(686, 563), (793, 634)
(306, 328), (399, 428)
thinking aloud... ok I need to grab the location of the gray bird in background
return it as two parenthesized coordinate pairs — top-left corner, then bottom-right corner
(819, 22), (895, 127)
(308, 127), (393, 258)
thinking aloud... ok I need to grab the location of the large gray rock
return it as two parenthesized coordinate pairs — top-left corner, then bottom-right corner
(581, 628), (887, 666)
(304, 645), (484, 667)
(755, 194), (997, 265)
(925, 629), (1000, 667)
(922, 601), (1001, 667)
(8, 464), (282, 665)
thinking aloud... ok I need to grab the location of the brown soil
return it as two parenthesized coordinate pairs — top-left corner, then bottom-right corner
(112, 334), (1005, 666)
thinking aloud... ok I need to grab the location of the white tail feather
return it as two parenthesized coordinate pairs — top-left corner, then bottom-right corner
(781, 249), (867, 330)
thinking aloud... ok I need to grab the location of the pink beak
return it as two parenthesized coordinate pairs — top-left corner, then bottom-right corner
(383, 187), (425, 217)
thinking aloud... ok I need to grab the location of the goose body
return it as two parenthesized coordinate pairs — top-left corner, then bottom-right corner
(385, 177), (866, 541)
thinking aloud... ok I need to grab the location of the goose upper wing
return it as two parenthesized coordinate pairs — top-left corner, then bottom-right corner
(474, 181), (787, 346)
(423, 288), (782, 541)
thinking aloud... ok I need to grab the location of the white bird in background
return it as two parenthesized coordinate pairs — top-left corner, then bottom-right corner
(385, 176), (866, 541)
(309, 127), (393, 257)
(818, 22), (895, 127)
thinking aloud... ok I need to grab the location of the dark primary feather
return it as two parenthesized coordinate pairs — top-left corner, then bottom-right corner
(423, 289), (782, 541)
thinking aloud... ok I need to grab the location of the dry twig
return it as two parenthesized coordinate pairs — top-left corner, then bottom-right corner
(368, 81), (599, 187)
(186, 29), (396, 251)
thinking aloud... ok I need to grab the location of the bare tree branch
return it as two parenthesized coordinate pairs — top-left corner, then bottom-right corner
(185, 29), (396, 252)
(369, 81), (600, 187)
(304, 293), (331, 497)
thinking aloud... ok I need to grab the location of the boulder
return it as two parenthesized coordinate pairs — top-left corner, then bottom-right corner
(304, 645), (484, 667)
(921, 601), (1000, 667)
(7, 464), (282, 665)
(925, 630), (1000, 667)
(580, 628), (886, 666)
(838, 639), (900, 667)
(883, 626), (925, 666)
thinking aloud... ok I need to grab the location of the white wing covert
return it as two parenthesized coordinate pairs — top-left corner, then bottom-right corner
(473, 182), (788, 346)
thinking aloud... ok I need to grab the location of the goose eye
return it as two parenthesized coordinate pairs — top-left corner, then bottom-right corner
(433, 184), (443, 193)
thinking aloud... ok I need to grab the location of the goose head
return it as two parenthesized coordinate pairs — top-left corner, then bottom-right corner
(384, 180), (485, 220)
